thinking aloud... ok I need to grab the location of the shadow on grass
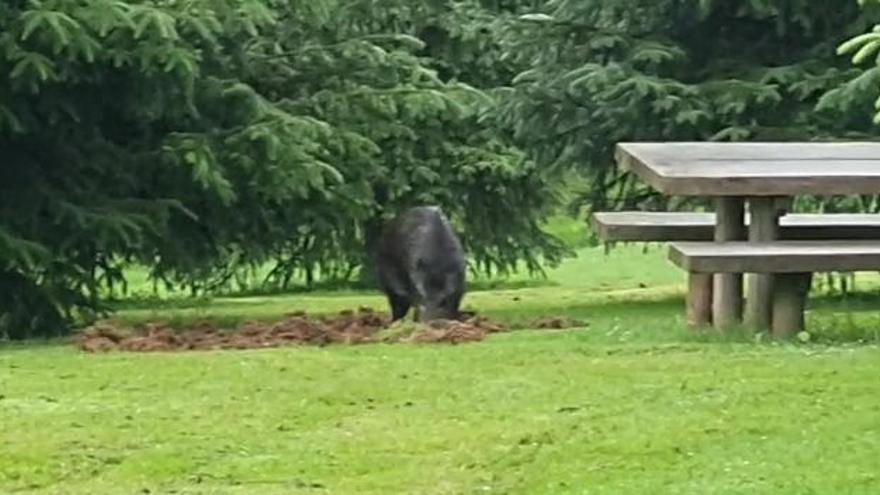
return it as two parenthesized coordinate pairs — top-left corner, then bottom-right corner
(0, 337), (71, 353)
(536, 291), (880, 347)
(808, 290), (880, 311)
(670, 291), (880, 346)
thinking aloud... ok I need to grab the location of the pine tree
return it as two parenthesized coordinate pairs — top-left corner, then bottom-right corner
(0, 0), (566, 339)
(495, 0), (880, 213)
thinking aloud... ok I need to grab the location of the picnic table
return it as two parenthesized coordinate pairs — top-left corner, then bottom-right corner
(613, 142), (880, 334)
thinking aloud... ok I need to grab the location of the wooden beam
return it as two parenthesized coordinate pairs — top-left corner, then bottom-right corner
(687, 272), (713, 328)
(669, 240), (880, 273)
(712, 197), (745, 329)
(745, 198), (781, 330)
(588, 212), (880, 242)
(772, 273), (813, 337)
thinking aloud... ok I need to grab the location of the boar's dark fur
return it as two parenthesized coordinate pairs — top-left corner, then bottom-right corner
(375, 206), (466, 322)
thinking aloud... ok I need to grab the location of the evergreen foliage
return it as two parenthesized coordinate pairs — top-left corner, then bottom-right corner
(6, 0), (880, 338)
(496, 0), (880, 212)
(0, 0), (564, 339)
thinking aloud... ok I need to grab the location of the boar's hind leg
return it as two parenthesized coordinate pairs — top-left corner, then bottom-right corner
(387, 292), (412, 322)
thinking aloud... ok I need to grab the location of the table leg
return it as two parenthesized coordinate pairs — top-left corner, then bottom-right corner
(713, 197), (745, 329)
(772, 273), (813, 336)
(745, 197), (782, 330)
(687, 272), (713, 327)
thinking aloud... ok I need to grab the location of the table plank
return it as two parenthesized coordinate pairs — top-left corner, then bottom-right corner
(590, 212), (880, 241)
(669, 240), (880, 273)
(616, 142), (880, 196)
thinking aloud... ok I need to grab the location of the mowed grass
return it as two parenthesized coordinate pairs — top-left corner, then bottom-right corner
(4, 336), (880, 494)
(113, 242), (684, 329)
(3, 221), (880, 493)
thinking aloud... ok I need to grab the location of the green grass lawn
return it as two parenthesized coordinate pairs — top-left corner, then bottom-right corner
(112, 243), (684, 328)
(3, 231), (880, 494)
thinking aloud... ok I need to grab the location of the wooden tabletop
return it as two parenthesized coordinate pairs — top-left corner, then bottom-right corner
(616, 142), (880, 196)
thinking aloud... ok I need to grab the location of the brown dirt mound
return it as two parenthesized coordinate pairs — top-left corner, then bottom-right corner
(74, 308), (514, 353)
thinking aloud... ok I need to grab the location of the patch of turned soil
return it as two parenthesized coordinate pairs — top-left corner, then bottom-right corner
(74, 307), (585, 353)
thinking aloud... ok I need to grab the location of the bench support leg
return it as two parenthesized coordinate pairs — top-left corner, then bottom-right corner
(713, 197), (745, 329)
(772, 272), (812, 337)
(687, 272), (713, 327)
(745, 197), (781, 330)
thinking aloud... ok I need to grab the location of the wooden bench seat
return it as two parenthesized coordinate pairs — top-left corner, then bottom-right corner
(590, 212), (880, 242)
(669, 240), (880, 273)
(668, 240), (880, 335)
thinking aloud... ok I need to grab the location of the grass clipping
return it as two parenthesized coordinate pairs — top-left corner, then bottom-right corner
(74, 307), (524, 353)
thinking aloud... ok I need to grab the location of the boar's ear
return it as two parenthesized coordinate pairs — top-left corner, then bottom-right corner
(415, 257), (427, 270)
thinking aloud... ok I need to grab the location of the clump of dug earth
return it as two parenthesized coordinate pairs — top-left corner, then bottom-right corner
(74, 307), (586, 353)
(75, 308), (521, 353)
